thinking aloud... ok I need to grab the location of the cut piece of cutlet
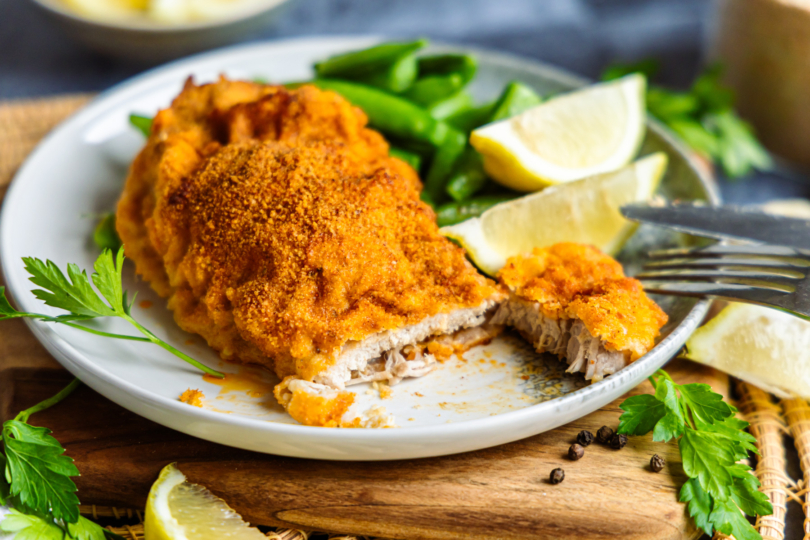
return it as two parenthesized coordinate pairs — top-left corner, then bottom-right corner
(491, 242), (668, 382)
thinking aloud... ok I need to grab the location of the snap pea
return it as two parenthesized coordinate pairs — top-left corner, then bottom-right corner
(389, 147), (422, 171)
(446, 102), (495, 134)
(423, 128), (467, 204)
(129, 113), (152, 137)
(355, 53), (419, 93)
(436, 195), (515, 227)
(427, 91), (474, 120)
(445, 147), (487, 201)
(310, 79), (454, 147)
(404, 73), (464, 106)
(314, 39), (428, 79)
(489, 81), (543, 122)
(418, 54), (478, 85)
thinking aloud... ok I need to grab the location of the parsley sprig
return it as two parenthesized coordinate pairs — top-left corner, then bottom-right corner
(603, 61), (772, 179)
(0, 379), (124, 539)
(0, 248), (223, 378)
(618, 370), (773, 540)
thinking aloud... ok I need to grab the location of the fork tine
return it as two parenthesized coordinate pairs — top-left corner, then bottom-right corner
(636, 269), (803, 289)
(642, 282), (792, 308)
(648, 244), (810, 260)
(642, 257), (810, 270)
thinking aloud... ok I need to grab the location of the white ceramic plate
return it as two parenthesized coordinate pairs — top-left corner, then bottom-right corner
(0, 36), (716, 460)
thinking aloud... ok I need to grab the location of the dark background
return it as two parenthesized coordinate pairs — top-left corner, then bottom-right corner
(1, 0), (806, 537)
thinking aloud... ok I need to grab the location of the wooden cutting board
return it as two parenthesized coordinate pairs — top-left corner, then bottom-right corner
(1, 319), (724, 540)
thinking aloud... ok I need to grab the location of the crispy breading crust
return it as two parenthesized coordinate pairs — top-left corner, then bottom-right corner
(117, 77), (499, 388)
(497, 243), (668, 360)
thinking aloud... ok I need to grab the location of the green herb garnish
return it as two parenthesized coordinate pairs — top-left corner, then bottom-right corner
(92, 213), (122, 252)
(0, 248), (222, 378)
(603, 62), (772, 179)
(128, 114), (152, 137)
(0, 379), (123, 539)
(618, 370), (772, 540)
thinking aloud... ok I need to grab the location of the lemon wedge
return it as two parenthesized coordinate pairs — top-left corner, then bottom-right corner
(683, 197), (810, 399)
(440, 152), (667, 276)
(685, 303), (810, 399)
(144, 463), (266, 540)
(470, 74), (647, 191)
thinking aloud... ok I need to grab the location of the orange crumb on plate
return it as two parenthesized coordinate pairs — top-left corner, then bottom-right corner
(139, 300), (153, 309)
(179, 388), (204, 407)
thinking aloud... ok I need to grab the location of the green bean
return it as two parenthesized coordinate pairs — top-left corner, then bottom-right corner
(436, 195), (516, 227)
(129, 113), (152, 137)
(418, 54), (478, 85)
(423, 128), (467, 204)
(446, 102), (495, 134)
(427, 91), (474, 120)
(355, 53), (419, 93)
(93, 213), (122, 251)
(314, 39), (428, 79)
(445, 147), (487, 201)
(489, 81), (543, 122)
(403, 73), (464, 106)
(310, 79), (454, 147)
(389, 147), (422, 170)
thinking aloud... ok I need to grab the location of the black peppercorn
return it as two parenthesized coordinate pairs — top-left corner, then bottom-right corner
(596, 425), (615, 444)
(549, 468), (565, 484)
(610, 433), (628, 450)
(568, 443), (585, 460)
(650, 454), (665, 472)
(576, 430), (594, 447)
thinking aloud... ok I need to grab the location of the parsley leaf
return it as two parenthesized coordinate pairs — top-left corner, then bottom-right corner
(678, 383), (736, 425)
(710, 498), (761, 540)
(0, 453), (10, 504)
(0, 509), (64, 540)
(679, 478), (713, 536)
(731, 473), (773, 517)
(23, 257), (114, 318)
(679, 427), (737, 500)
(618, 369), (772, 540)
(704, 110), (772, 178)
(617, 394), (666, 435)
(2, 420), (81, 523)
(5, 249), (222, 378)
(91, 249), (125, 314)
(68, 516), (108, 540)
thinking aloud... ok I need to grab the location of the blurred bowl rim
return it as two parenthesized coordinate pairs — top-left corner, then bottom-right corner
(29, 0), (291, 32)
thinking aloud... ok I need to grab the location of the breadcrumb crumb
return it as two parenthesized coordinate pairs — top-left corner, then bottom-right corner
(179, 388), (205, 407)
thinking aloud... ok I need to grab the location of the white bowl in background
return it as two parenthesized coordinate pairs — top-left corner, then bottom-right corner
(28, 0), (294, 62)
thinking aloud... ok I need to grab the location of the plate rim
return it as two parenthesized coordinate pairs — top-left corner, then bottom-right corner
(0, 35), (717, 456)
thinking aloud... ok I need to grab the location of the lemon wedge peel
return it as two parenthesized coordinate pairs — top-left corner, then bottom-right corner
(685, 303), (810, 400)
(440, 152), (667, 276)
(144, 463), (266, 540)
(470, 74), (647, 192)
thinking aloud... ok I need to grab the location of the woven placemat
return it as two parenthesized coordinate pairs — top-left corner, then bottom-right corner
(1, 93), (809, 540)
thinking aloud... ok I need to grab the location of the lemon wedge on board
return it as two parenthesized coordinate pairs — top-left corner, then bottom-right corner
(683, 197), (810, 399)
(685, 303), (810, 399)
(144, 463), (266, 540)
(440, 152), (667, 276)
(470, 74), (647, 192)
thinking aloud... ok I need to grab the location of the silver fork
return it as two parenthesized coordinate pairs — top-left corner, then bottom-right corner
(635, 243), (810, 320)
